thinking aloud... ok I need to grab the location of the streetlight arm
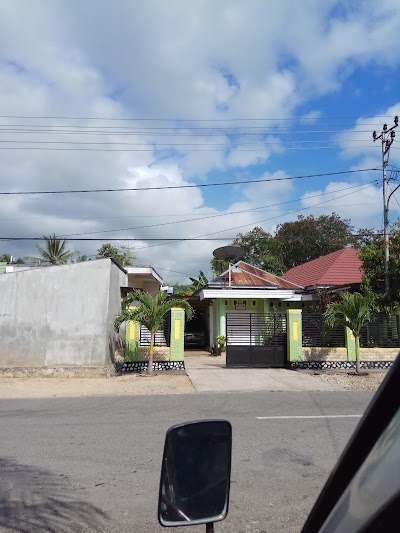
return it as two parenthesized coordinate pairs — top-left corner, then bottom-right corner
(388, 184), (400, 204)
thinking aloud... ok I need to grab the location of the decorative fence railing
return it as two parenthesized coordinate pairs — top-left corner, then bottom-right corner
(226, 312), (287, 346)
(360, 315), (400, 348)
(139, 312), (171, 347)
(302, 313), (345, 347)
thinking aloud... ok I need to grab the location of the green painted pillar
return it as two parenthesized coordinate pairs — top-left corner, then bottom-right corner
(286, 309), (303, 362)
(219, 300), (226, 340)
(170, 308), (185, 361)
(125, 307), (140, 361)
(345, 326), (356, 361)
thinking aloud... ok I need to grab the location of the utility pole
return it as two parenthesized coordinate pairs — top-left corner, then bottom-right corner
(373, 116), (398, 295)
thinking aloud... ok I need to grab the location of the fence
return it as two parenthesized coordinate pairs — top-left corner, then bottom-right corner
(139, 312), (171, 347)
(360, 315), (400, 348)
(302, 313), (345, 347)
(226, 312), (287, 346)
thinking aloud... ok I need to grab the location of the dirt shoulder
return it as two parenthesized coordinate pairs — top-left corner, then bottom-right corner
(0, 373), (195, 399)
(311, 371), (386, 391)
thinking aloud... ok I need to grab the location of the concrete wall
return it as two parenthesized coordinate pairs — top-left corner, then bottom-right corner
(0, 259), (126, 368)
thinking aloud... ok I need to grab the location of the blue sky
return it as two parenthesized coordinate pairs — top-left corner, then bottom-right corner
(0, 0), (399, 283)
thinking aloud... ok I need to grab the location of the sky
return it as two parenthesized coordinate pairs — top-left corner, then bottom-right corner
(1, 0), (400, 284)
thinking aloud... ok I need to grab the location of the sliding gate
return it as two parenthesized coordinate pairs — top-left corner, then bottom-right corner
(226, 312), (287, 367)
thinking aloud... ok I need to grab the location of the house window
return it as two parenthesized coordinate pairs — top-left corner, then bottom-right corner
(302, 303), (305, 308)
(278, 302), (282, 307)
(286, 303), (290, 307)
(270, 302), (274, 307)
(252, 300), (256, 307)
(233, 300), (237, 306)
(225, 300), (228, 306)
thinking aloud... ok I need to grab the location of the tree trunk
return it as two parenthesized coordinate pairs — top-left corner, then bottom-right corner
(355, 336), (361, 374)
(148, 331), (155, 374)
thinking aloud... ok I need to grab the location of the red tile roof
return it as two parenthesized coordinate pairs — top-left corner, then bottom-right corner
(216, 261), (303, 290)
(282, 247), (363, 287)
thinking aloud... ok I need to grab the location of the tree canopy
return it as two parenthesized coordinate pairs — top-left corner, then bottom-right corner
(210, 214), (365, 276)
(274, 213), (354, 269)
(96, 244), (135, 266)
(29, 234), (74, 265)
(211, 227), (284, 276)
(358, 221), (400, 311)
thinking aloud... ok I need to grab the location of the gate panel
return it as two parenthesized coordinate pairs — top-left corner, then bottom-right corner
(226, 312), (286, 367)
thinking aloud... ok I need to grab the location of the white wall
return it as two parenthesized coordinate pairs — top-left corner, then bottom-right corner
(0, 259), (127, 368)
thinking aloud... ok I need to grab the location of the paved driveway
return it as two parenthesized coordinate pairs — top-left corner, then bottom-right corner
(184, 352), (342, 392)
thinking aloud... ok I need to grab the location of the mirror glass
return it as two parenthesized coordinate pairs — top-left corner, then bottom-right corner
(158, 420), (232, 527)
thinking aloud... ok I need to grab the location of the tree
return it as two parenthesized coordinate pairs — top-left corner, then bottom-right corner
(274, 213), (354, 269)
(172, 283), (193, 296)
(96, 244), (135, 266)
(0, 254), (12, 263)
(189, 270), (209, 291)
(358, 221), (400, 311)
(352, 228), (382, 248)
(324, 292), (373, 374)
(29, 234), (74, 265)
(71, 252), (88, 263)
(114, 290), (193, 373)
(211, 227), (284, 276)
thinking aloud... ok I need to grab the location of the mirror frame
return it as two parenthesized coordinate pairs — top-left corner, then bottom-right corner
(158, 419), (232, 527)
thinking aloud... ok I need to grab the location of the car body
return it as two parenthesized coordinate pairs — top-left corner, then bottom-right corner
(184, 319), (207, 348)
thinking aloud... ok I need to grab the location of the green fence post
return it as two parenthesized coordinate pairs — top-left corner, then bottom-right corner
(287, 309), (303, 364)
(124, 306), (140, 361)
(170, 308), (185, 361)
(345, 325), (356, 361)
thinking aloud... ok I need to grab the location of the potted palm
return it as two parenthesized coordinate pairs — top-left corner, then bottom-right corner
(213, 335), (226, 355)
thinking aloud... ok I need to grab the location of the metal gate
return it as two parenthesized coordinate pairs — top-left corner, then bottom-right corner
(226, 312), (287, 367)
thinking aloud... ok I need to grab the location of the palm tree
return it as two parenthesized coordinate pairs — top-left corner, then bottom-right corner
(324, 292), (373, 374)
(30, 234), (74, 265)
(114, 290), (193, 373)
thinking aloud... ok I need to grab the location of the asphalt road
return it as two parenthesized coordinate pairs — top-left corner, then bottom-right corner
(0, 391), (375, 533)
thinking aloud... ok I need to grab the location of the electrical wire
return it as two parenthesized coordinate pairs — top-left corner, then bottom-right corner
(0, 168), (380, 195)
(121, 181), (380, 252)
(63, 181), (379, 238)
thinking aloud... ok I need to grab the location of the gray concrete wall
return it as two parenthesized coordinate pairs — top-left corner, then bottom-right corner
(0, 259), (127, 368)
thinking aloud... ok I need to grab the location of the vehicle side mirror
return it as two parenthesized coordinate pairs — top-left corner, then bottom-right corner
(158, 420), (232, 529)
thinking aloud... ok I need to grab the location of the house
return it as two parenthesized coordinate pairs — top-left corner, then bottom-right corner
(123, 265), (163, 297)
(195, 261), (306, 348)
(282, 247), (363, 292)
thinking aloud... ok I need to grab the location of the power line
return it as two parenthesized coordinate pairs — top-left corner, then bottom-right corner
(132, 182), (379, 252)
(0, 138), (375, 146)
(0, 204), (381, 222)
(0, 127), (377, 136)
(63, 181), (379, 238)
(0, 114), (393, 121)
(0, 168), (380, 196)
(0, 233), (387, 243)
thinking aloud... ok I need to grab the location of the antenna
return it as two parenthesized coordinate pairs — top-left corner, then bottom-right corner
(213, 245), (245, 287)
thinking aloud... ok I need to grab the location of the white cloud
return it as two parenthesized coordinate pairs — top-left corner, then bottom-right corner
(1, 1), (400, 281)
(300, 181), (400, 231)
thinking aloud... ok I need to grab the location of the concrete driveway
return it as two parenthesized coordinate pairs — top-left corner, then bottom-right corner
(184, 351), (342, 392)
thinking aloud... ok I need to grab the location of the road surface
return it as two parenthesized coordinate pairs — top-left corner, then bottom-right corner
(0, 390), (374, 532)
